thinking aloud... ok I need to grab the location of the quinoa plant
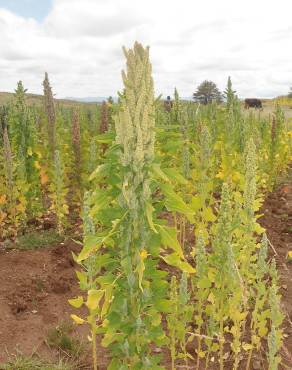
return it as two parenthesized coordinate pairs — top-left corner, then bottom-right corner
(210, 183), (237, 370)
(192, 233), (210, 368)
(9, 81), (42, 217)
(267, 259), (283, 370)
(43, 72), (56, 159)
(72, 109), (82, 195)
(49, 150), (68, 235)
(99, 101), (109, 134)
(245, 234), (269, 370)
(72, 42), (194, 370)
(0, 108), (27, 237)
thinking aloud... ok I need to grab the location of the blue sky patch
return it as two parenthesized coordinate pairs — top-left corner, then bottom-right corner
(0, 0), (52, 21)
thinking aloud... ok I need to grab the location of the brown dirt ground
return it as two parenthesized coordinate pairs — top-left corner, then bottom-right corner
(259, 175), (292, 368)
(0, 174), (291, 370)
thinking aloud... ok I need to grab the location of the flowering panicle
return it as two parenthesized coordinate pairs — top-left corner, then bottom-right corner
(99, 101), (109, 134)
(43, 72), (56, 157)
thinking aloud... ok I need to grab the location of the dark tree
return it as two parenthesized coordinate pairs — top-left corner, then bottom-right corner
(193, 80), (223, 104)
(288, 87), (292, 98)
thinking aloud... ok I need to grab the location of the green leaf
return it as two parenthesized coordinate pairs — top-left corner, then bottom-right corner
(151, 163), (170, 182)
(89, 163), (110, 181)
(163, 168), (188, 185)
(160, 183), (194, 221)
(157, 225), (183, 258)
(202, 207), (216, 222)
(108, 359), (122, 370)
(197, 277), (212, 289)
(161, 253), (195, 273)
(90, 192), (112, 215)
(102, 331), (119, 347)
(146, 201), (157, 233)
(95, 132), (115, 144)
(76, 271), (87, 288)
(77, 236), (103, 262)
(101, 285), (114, 318)
(190, 195), (203, 212)
(154, 299), (173, 313)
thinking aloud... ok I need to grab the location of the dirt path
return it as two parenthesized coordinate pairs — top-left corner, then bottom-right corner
(259, 171), (292, 368)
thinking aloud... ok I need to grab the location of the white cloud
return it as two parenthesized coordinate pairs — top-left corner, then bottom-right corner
(0, 0), (291, 98)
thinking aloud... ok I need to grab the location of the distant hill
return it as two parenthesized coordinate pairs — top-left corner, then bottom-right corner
(65, 96), (118, 103)
(0, 92), (98, 107)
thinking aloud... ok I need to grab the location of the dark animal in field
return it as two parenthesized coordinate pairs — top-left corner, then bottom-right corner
(244, 98), (262, 109)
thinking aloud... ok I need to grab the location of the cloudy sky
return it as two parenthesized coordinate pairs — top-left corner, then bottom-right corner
(0, 0), (291, 99)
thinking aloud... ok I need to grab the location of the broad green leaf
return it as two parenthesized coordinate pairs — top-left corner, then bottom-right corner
(163, 168), (188, 185)
(160, 183), (194, 221)
(161, 253), (195, 273)
(157, 225), (183, 258)
(77, 236), (103, 262)
(190, 195), (203, 211)
(197, 277), (212, 289)
(108, 359), (122, 370)
(154, 299), (173, 313)
(90, 192), (112, 215)
(151, 163), (170, 182)
(101, 331), (119, 347)
(202, 207), (216, 222)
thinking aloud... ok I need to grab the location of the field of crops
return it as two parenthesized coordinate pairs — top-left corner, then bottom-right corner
(0, 42), (292, 370)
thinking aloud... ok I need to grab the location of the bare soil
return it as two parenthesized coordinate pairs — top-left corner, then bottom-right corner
(0, 175), (291, 369)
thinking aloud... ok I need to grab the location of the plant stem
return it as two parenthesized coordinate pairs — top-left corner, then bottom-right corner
(219, 290), (224, 370)
(246, 347), (253, 370)
(92, 329), (98, 370)
(205, 351), (210, 370)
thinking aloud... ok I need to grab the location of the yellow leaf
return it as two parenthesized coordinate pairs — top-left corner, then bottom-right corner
(16, 203), (26, 213)
(202, 207), (216, 222)
(34, 161), (41, 170)
(0, 195), (6, 205)
(86, 289), (104, 311)
(287, 251), (292, 262)
(136, 255), (146, 291)
(27, 147), (33, 156)
(198, 351), (205, 358)
(215, 171), (224, 179)
(242, 343), (253, 351)
(207, 292), (215, 304)
(71, 314), (85, 325)
(68, 296), (83, 308)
